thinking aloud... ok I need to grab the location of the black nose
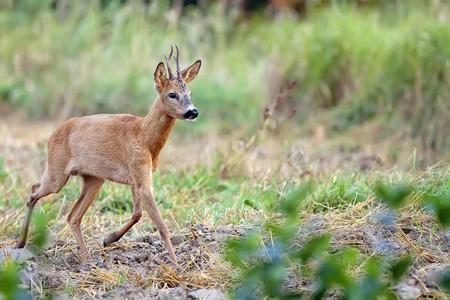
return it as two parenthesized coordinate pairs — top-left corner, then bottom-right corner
(183, 109), (199, 119)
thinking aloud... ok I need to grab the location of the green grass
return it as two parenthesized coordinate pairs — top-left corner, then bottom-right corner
(3, 152), (447, 234)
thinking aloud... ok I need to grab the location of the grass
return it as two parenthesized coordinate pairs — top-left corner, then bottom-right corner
(2, 151), (448, 230)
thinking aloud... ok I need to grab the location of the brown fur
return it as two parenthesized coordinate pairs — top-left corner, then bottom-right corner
(16, 49), (202, 264)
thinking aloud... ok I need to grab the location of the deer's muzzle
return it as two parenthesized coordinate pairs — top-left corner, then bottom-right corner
(183, 109), (199, 121)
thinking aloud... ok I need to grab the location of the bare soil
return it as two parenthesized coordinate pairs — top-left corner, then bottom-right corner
(12, 224), (243, 299)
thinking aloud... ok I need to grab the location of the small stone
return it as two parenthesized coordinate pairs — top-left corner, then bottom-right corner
(151, 240), (163, 248)
(98, 283), (146, 299)
(444, 232), (450, 244)
(52, 291), (71, 300)
(24, 243), (39, 254)
(0, 246), (35, 264)
(396, 285), (421, 300)
(384, 221), (396, 232)
(170, 235), (184, 245)
(393, 281), (408, 290)
(167, 285), (188, 297)
(188, 289), (226, 300)
(425, 269), (444, 287)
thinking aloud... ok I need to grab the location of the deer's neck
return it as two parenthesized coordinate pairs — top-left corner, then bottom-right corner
(142, 98), (176, 159)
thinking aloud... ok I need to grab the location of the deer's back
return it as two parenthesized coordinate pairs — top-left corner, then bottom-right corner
(47, 114), (145, 184)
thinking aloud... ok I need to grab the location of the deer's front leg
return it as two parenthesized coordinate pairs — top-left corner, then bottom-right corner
(137, 186), (177, 264)
(130, 162), (177, 265)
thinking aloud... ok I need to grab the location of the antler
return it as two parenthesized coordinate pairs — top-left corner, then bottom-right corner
(174, 45), (181, 79)
(164, 45), (182, 80)
(164, 45), (175, 79)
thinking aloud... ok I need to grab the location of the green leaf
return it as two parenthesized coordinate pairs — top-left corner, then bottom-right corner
(0, 262), (19, 300)
(424, 193), (450, 227)
(365, 258), (381, 278)
(279, 183), (314, 220)
(345, 259), (385, 300)
(346, 277), (384, 300)
(436, 205), (450, 227)
(292, 234), (330, 263)
(33, 212), (49, 249)
(224, 234), (260, 268)
(375, 183), (412, 209)
(313, 258), (353, 299)
(244, 199), (257, 210)
(441, 269), (450, 292)
(390, 256), (412, 282)
(262, 262), (286, 298)
(265, 223), (296, 244)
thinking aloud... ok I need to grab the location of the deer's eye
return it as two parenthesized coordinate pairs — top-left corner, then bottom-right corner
(168, 93), (177, 99)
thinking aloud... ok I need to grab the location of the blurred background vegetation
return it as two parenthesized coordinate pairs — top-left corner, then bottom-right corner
(0, 0), (449, 166)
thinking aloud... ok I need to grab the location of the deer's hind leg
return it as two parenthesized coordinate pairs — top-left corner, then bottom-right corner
(103, 187), (142, 246)
(67, 175), (105, 260)
(16, 169), (70, 249)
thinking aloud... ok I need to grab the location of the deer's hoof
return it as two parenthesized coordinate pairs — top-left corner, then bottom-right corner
(15, 240), (26, 249)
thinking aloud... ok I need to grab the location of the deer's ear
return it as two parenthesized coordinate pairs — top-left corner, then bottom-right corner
(182, 60), (201, 84)
(154, 62), (167, 88)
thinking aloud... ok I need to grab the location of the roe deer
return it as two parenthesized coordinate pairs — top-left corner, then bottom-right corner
(16, 45), (201, 264)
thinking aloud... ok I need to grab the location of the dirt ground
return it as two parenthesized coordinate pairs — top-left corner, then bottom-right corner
(1, 217), (448, 299)
(12, 224), (241, 299)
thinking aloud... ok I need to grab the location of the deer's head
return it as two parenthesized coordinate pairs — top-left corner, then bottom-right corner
(154, 45), (202, 122)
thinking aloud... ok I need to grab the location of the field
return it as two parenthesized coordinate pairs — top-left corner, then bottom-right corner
(1, 0), (450, 299)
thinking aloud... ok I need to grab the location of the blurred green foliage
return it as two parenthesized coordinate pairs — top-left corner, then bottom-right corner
(33, 210), (49, 249)
(375, 183), (412, 209)
(0, 261), (31, 300)
(443, 270), (450, 293)
(0, 262), (20, 300)
(376, 182), (450, 227)
(425, 195), (450, 227)
(0, 0), (449, 159)
(0, 157), (9, 181)
(224, 186), (424, 299)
